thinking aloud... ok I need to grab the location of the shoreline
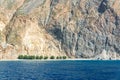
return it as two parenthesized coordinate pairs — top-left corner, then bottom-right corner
(0, 58), (119, 61)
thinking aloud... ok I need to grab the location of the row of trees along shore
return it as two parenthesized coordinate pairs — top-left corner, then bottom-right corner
(18, 55), (67, 60)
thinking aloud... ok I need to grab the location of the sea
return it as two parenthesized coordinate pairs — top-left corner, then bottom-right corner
(0, 60), (120, 80)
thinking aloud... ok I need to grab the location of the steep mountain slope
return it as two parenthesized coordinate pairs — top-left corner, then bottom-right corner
(0, 0), (119, 59)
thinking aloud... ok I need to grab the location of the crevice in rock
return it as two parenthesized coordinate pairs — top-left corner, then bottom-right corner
(4, 0), (26, 44)
(98, 0), (108, 14)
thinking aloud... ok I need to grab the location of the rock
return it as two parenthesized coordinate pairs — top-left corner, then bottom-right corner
(0, 0), (119, 59)
(96, 49), (108, 60)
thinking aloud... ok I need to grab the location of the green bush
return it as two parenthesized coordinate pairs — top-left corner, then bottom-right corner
(36, 56), (39, 59)
(59, 56), (62, 59)
(50, 56), (55, 59)
(56, 56), (59, 59)
(63, 56), (67, 59)
(32, 56), (35, 59)
(27, 55), (31, 59)
(18, 55), (67, 60)
(56, 56), (67, 59)
(18, 55), (36, 59)
(23, 55), (28, 59)
(18, 55), (24, 59)
(39, 56), (43, 59)
(44, 56), (48, 59)
(29, 55), (35, 59)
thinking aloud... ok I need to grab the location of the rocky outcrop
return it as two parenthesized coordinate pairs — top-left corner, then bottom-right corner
(0, 0), (119, 59)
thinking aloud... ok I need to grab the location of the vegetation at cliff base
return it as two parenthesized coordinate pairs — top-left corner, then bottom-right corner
(36, 56), (39, 59)
(44, 56), (48, 59)
(18, 55), (24, 59)
(18, 55), (67, 60)
(39, 56), (43, 59)
(63, 56), (67, 59)
(18, 55), (36, 59)
(50, 56), (55, 59)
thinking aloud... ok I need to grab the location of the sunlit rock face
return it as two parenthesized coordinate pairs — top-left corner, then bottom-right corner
(0, 0), (119, 59)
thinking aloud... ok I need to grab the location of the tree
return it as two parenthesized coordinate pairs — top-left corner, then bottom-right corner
(56, 56), (59, 59)
(23, 55), (28, 59)
(36, 56), (39, 59)
(63, 56), (67, 59)
(50, 56), (55, 59)
(39, 56), (43, 59)
(18, 55), (24, 59)
(44, 56), (48, 59)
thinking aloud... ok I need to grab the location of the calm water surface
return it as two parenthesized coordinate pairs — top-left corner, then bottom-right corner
(0, 60), (120, 80)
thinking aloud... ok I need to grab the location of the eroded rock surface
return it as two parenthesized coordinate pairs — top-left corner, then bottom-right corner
(0, 0), (119, 59)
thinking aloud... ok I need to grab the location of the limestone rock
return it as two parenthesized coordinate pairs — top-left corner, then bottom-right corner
(0, 0), (119, 59)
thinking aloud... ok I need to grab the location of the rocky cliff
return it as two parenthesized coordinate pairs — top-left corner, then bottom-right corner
(0, 0), (119, 59)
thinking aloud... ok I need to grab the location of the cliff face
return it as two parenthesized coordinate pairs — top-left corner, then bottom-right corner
(0, 0), (120, 59)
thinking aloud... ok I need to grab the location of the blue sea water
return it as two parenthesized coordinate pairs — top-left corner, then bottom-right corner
(0, 60), (120, 80)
